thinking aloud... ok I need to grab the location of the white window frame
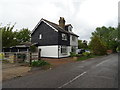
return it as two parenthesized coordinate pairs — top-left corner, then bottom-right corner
(61, 46), (67, 54)
(62, 33), (67, 40)
(39, 34), (42, 39)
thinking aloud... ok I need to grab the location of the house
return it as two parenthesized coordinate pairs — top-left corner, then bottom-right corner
(31, 17), (79, 58)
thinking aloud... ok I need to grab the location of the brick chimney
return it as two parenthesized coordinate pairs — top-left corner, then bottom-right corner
(59, 17), (65, 29)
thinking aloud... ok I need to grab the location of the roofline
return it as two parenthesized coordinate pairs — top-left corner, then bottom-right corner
(31, 18), (58, 35)
(65, 24), (73, 28)
(70, 34), (79, 37)
(31, 18), (79, 37)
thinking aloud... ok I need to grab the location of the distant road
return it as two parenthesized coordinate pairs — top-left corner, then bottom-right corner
(3, 54), (118, 88)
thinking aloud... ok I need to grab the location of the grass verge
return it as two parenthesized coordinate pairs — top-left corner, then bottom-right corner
(77, 55), (99, 61)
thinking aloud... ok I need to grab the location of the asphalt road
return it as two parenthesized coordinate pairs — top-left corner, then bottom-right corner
(2, 54), (118, 88)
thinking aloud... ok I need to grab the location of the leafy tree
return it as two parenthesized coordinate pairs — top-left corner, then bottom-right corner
(91, 26), (118, 52)
(89, 35), (107, 55)
(78, 40), (83, 49)
(15, 28), (31, 43)
(117, 24), (120, 51)
(1, 24), (31, 48)
(78, 40), (88, 49)
(82, 40), (88, 49)
(1, 24), (18, 47)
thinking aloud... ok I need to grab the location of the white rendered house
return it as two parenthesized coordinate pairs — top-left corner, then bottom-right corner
(31, 17), (79, 58)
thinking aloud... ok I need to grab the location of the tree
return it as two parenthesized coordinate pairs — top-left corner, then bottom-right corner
(91, 26), (118, 52)
(82, 40), (88, 49)
(78, 40), (88, 49)
(78, 40), (83, 49)
(15, 28), (31, 43)
(89, 35), (107, 55)
(1, 24), (18, 47)
(117, 24), (120, 51)
(1, 24), (31, 48)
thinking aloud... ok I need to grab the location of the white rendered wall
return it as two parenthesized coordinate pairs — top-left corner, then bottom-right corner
(70, 35), (78, 54)
(38, 45), (58, 58)
(70, 35), (78, 46)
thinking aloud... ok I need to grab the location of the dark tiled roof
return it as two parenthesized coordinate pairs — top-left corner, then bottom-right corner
(42, 19), (79, 37)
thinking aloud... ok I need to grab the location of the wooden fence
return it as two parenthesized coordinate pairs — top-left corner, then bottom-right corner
(3, 49), (41, 65)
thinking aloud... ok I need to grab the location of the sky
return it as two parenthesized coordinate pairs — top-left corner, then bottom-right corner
(0, 0), (119, 41)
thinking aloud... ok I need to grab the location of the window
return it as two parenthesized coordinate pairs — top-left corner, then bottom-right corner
(71, 46), (76, 53)
(72, 36), (76, 41)
(62, 33), (67, 40)
(61, 46), (67, 54)
(39, 34), (42, 39)
(68, 26), (72, 32)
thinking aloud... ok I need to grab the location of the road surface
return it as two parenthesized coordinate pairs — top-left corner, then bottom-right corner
(2, 54), (118, 88)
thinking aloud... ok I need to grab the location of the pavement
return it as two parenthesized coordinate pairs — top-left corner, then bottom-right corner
(2, 54), (118, 88)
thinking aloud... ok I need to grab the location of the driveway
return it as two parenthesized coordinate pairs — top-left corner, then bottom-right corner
(2, 54), (118, 88)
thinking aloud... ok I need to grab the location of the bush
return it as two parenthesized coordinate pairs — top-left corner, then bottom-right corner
(70, 52), (76, 57)
(76, 54), (81, 57)
(82, 52), (91, 57)
(31, 60), (50, 67)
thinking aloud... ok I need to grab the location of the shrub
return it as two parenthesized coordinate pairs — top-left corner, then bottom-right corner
(82, 52), (90, 57)
(76, 54), (81, 57)
(31, 60), (50, 67)
(70, 52), (76, 57)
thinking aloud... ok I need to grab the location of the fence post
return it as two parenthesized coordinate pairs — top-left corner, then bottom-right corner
(14, 53), (16, 63)
(38, 49), (41, 60)
(30, 52), (32, 65)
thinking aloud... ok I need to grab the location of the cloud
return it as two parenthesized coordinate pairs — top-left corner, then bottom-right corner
(0, 0), (118, 41)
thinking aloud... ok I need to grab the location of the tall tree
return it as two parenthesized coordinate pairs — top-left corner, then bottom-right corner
(91, 26), (118, 52)
(15, 28), (31, 43)
(1, 24), (18, 47)
(89, 35), (107, 55)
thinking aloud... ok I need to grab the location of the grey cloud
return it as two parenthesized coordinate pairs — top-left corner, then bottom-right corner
(0, 0), (118, 41)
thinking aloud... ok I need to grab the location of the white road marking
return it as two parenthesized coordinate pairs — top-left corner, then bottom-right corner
(58, 71), (87, 88)
(96, 60), (109, 67)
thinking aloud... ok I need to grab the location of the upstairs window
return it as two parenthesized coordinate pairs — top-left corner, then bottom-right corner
(62, 33), (67, 40)
(72, 36), (76, 41)
(39, 34), (42, 39)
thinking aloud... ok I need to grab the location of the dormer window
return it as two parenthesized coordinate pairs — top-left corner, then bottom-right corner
(39, 34), (42, 39)
(62, 33), (67, 40)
